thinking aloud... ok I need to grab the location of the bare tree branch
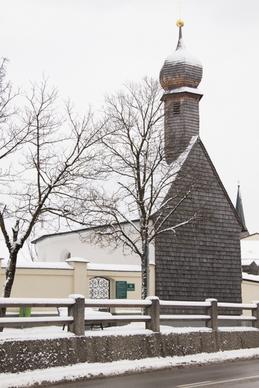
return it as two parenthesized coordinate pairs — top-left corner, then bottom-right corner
(0, 77), (106, 301)
(74, 78), (195, 298)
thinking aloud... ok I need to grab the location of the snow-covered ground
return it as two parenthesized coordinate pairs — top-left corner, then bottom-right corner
(2, 347), (259, 388)
(0, 322), (258, 341)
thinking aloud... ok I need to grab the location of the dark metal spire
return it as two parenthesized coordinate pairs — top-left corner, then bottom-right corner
(236, 184), (248, 233)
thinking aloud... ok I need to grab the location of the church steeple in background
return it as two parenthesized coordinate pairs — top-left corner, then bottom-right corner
(236, 184), (249, 237)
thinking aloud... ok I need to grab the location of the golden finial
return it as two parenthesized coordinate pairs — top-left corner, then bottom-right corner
(176, 18), (184, 28)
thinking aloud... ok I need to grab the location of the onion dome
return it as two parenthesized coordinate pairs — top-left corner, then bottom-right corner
(160, 19), (203, 91)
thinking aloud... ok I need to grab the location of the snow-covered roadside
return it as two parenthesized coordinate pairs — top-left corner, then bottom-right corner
(1, 347), (259, 388)
(0, 322), (258, 341)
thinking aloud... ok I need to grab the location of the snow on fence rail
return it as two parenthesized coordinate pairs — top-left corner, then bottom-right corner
(0, 296), (259, 335)
(0, 297), (75, 307)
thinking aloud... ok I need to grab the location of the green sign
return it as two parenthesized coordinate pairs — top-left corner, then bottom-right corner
(116, 281), (127, 299)
(127, 283), (135, 291)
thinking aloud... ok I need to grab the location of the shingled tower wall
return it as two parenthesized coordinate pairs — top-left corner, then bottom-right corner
(163, 91), (202, 163)
(155, 21), (242, 302)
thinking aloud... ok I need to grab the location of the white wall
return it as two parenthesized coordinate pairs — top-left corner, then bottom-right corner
(35, 231), (134, 265)
(34, 224), (155, 266)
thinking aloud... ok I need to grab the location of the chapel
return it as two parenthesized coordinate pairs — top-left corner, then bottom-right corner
(155, 20), (243, 302)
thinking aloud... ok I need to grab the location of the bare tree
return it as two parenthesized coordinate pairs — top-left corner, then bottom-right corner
(0, 59), (31, 164)
(0, 79), (105, 301)
(75, 78), (196, 298)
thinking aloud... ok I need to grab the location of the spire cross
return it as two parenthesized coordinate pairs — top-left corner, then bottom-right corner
(176, 19), (184, 50)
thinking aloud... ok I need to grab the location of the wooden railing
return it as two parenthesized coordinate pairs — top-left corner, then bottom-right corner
(0, 297), (74, 329)
(0, 296), (258, 335)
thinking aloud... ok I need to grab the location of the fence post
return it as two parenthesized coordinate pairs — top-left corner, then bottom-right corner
(145, 296), (160, 332)
(206, 298), (218, 331)
(68, 294), (85, 336)
(252, 302), (259, 328)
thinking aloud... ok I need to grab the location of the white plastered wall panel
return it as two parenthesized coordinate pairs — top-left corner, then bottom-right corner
(34, 222), (155, 267)
(242, 280), (259, 304)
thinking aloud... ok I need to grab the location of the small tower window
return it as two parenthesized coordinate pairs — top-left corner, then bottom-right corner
(173, 102), (180, 114)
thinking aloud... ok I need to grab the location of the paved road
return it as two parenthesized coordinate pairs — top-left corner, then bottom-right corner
(52, 359), (259, 387)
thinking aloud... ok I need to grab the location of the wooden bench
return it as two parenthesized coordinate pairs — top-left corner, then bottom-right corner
(57, 307), (113, 330)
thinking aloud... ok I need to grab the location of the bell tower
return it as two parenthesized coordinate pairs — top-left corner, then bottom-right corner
(160, 20), (203, 164)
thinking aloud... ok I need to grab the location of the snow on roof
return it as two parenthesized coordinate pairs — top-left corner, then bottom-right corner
(165, 46), (202, 67)
(1, 260), (72, 270)
(242, 258), (259, 266)
(0, 260), (140, 272)
(166, 86), (203, 95)
(66, 257), (90, 263)
(242, 272), (259, 283)
(32, 219), (140, 244)
(170, 135), (198, 180)
(241, 233), (259, 241)
(87, 263), (141, 272)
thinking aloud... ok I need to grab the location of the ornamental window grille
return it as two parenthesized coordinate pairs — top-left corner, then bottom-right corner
(89, 277), (110, 299)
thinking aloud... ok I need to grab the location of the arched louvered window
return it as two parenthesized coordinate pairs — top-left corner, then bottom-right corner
(173, 102), (180, 114)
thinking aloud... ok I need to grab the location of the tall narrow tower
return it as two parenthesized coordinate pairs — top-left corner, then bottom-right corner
(160, 20), (203, 163)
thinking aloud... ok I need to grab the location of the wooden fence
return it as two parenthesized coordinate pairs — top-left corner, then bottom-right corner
(0, 296), (259, 335)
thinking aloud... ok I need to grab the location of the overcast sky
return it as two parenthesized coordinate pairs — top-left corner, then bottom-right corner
(0, 0), (258, 232)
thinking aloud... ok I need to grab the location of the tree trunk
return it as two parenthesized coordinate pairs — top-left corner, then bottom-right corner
(141, 243), (149, 299)
(0, 251), (19, 331)
(141, 260), (148, 299)
(4, 251), (18, 298)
